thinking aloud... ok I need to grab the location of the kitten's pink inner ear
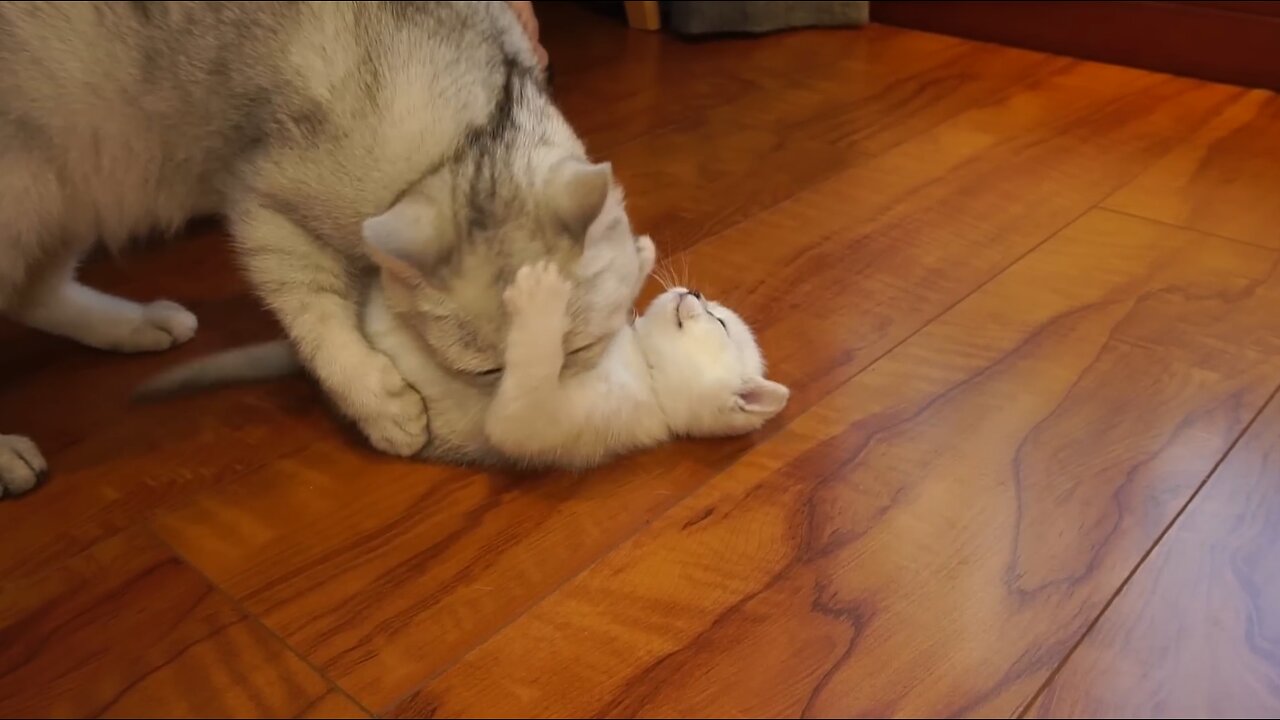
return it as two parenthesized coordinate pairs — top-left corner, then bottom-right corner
(736, 377), (791, 415)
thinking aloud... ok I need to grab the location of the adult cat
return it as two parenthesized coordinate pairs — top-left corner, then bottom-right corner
(0, 2), (646, 496)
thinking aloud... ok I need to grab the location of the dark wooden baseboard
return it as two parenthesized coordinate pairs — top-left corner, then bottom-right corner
(871, 1), (1280, 91)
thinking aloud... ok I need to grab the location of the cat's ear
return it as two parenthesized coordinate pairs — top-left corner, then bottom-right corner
(734, 377), (791, 418)
(547, 158), (612, 240)
(362, 194), (449, 288)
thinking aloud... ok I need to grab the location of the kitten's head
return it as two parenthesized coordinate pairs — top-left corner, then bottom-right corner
(360, 157), (650, 382)
(634, 288), (790, 437)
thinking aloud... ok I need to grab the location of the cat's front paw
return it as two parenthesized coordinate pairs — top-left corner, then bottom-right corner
(0, 434), (47, 499)
(504, 260), (573, 318)
(347, 355), (429, 457)
(105, 299), (199, 353)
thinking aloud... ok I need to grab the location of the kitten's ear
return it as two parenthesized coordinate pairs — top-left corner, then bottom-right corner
(362, 194), (448, 288)
(547, 158), (612, 240)
(735, 377), (791, 418)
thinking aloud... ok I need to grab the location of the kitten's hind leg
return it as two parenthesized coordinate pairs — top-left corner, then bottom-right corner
(0, 434), (47, 499)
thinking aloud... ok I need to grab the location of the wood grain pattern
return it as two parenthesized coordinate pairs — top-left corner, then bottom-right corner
(548, 3), (873, 154)
(0, 233), (335, 583)
(159, 53), (1238, 716)
(1027, 392), (1280, 718)
(405, 209), (1280, 718)
(654, 65), (1240, 418)
(0, 528), (348, 718)
(610, 29), (1070, 254)
(623, 1), (660, 31)
(295, 690), (371, 719)
(3, 4), (1280, 717)
(1104, 89), (1280, 250)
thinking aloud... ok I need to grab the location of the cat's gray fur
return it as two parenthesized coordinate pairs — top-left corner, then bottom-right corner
(135, 231), (658, 468)
(0, 2), (647, 497)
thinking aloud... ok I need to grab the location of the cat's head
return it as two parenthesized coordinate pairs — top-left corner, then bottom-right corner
(634, 288), (790, 437)
(360, 157), (650, 381)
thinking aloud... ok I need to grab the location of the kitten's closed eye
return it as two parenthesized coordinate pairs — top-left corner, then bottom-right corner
(459, 366), (504, 386)
(568, 340), (600, 357)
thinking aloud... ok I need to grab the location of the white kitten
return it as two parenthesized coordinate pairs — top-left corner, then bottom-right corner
(485, 261), (790, 468)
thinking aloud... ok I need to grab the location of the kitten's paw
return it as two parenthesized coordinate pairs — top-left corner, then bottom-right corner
(0, 434), (47, 499)
(636, 234), (657, 276)
(108, 300), (199, 353)
(350, 356), (429, 457)
(504, 260), (572, 317)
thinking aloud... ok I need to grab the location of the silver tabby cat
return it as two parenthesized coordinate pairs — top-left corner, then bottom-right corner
(0, 1), (648, 497)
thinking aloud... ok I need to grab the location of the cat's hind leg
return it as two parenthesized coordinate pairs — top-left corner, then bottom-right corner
(0, 139), (198, 353)
(0, 134), (194, 498)
(8, 258), (198, 353)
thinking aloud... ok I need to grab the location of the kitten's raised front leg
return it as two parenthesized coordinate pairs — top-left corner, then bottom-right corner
(232, 204), (427, 456)
(634, 234), (657, 296)
(0, 434), (46, 499)
(501, 260), (574, 381)
(8, 257), (198, 353)
(485, 261), (576, 458)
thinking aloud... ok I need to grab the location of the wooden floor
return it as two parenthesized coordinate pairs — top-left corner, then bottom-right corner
(3, 3), (1280, 717)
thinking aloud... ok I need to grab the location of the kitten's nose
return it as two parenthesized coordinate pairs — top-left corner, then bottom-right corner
(677, 292), (702, 321)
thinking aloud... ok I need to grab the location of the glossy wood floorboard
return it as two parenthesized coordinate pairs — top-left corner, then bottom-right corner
(2, 2), (1278, 717)
(1026, 386), (1280, 717)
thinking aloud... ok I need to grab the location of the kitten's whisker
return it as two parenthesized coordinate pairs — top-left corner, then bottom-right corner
(655, 259), (675, 291)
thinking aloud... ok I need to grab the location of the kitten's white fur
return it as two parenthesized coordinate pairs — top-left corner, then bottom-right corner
(486, 261), (790, 467)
